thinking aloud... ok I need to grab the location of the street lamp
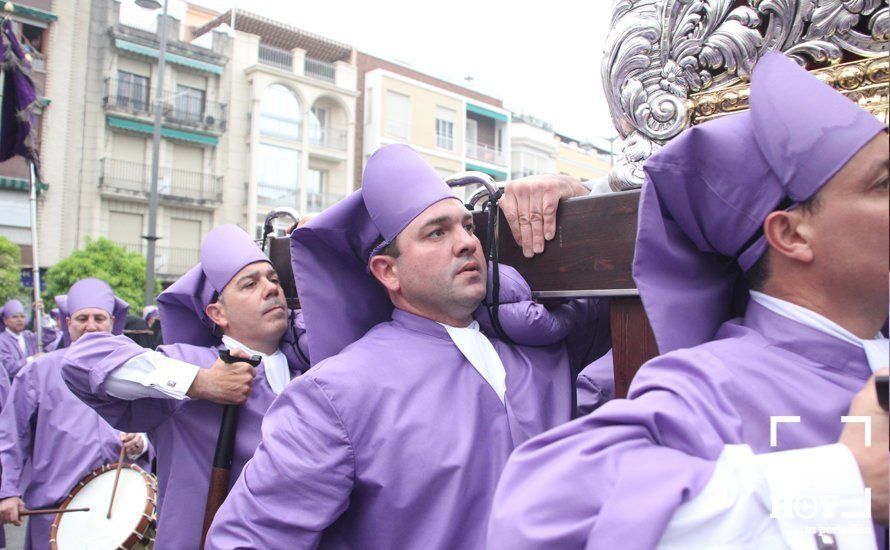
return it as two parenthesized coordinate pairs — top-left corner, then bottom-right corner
(137, 0), (168, 307)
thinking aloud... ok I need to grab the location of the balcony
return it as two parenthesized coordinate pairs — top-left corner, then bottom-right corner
(111, 242), (198, 277)
(257, 182), (299, 211)
(465, 141), (507, 166)
(258, 44), (293, 71)
(100, 158), (223, 205)
(103, 79), (227, 133)
(436, 133), (455, 151)
(156, 245), (200, 276)
(306, 191), (343, 213)
(309, 126), (348, 151)
(304, 57), (336, 84)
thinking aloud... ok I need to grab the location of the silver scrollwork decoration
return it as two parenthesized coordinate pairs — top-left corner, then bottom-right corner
(604, 0), (890, 190)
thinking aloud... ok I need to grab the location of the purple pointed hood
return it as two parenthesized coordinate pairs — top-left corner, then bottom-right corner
(633, 52), (885, 353)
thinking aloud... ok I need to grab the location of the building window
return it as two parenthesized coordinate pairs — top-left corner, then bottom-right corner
(259, 84), (302, 141)
(16, 21), (47, 71)
(309, 106), (328, 142)
(512, 151), (553, 179)
(117, 70), (150, 112)
(385, 90), (410, 141)
(257, 144), (300, 210)
(435, 106), (456, 151)
(173, 85), (206, 124)
(306, 168), (328, 212)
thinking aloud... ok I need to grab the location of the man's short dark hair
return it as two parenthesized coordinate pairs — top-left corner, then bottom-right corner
(376, 237), (400, 259)
(744, 191), (822, 291)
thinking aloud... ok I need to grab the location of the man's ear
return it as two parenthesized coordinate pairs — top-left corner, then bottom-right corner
(205, 301), (228, 331)
(762, 210), (815, 265)
(369, 255), (400, 293)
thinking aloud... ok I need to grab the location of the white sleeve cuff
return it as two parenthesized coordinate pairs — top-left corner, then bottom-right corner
(142, 356), (200, 399)
(756, 443), (876, 549)
(105, 351), (200, 401)
(660, 444), (877, 550)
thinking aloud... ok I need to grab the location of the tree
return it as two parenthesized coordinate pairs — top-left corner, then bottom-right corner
(45, 237), (160, 312)
(0, 236), (24, 302)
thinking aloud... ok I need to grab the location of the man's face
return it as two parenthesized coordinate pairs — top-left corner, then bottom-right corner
(381, 199), (487, 321)
(210, 261), (288, 344)
(805, 132), (889, 307)
(3, 313), (25, 334)
(68, 308), (114, 342)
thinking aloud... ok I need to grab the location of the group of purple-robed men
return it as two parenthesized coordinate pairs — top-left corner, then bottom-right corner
(0, 51), (882, 550)
(0, 280), (151, 549)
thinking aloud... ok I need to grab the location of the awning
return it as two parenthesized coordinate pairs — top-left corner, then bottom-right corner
(0, 177), (48, 192)
(465, 163), (507, 181)
(115, 39), (224, 75)
(466, 103), (508, 122)
(107, 116), (219, 146)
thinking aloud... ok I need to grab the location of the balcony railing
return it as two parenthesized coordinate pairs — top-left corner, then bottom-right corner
(100, 158), (223, 203)
(465, 141), (507, 165)
(309, 126), (348, 150)
(306, 191), (343, 213)
(103, 79), (227, 132)
(258, 44), (293, 71)
(304, 57), (336, 83)
(257, 182), (299, 210)
(111, 242), (199, 277)
(436, 133), (455, 151)
(156, 246), (200, 276)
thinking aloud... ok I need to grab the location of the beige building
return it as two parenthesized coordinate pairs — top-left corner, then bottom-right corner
(356, 53), (510, 192)
(191, 7), (358, 237)
(511, 113), (611, 184)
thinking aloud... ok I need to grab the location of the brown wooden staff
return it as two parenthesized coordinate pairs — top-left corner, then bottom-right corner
(199, 350), (261, 549)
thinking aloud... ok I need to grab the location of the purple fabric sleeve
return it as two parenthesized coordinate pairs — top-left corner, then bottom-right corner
(0, 365), (38, 498)
(61, 332), (181, 433)
(206, 373), (355, 549)
(575, 350), (616, 416)
(487, 350), (738, 549)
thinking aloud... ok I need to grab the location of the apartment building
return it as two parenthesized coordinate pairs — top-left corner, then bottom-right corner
(191, 7), (358, 238)
(511, 113), (611, 184)
(356, 52), (511, 194)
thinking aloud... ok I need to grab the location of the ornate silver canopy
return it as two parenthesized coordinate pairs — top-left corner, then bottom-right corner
(603, 0), (890, 190)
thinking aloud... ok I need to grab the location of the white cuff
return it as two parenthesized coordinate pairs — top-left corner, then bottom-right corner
(142, 357), (200, 399)
(756, 443), (876, 549)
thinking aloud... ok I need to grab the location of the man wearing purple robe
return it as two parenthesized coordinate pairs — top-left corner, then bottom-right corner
(486, 53), (889, 549)
(61, 224), (310, 549)
(205, 144), (605, 549)
(0, 279), (149, 550)
(0, 299), (59, 380)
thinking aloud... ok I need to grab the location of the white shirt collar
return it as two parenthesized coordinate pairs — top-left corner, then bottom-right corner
(221, 335), (291, 395)
(438, 320), (508, 404)
(749, 291), (888, 373)
(12, 331), (26, 355)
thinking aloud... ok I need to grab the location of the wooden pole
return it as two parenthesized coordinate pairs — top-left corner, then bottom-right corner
(106, 445), (127, 518)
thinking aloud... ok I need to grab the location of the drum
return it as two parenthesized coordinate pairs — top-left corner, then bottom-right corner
(50, 463), (157, 550)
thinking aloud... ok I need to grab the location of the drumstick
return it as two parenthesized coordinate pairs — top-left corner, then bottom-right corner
(21, 507), (89, 516)
(106, 445), (127, 518)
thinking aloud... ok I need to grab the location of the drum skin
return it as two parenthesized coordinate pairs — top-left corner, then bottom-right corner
(49, 463), (157, 550)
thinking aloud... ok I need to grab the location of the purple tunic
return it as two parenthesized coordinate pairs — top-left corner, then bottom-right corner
(0, 364), (7, 549)
(0, 349), (150, 550)
(486, 301), (885, 549)
(61, 331), (307, 550)
(206, 308), (584, 549)
(0, 328), (59, 380)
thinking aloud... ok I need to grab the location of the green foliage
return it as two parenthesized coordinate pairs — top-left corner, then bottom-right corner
(0, 236), (24, 302)
(45, 237), (160, 311)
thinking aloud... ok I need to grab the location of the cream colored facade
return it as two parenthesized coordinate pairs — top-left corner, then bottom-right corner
(555, 139), (611, 183)
(192, 8), (358, 237)
(511, 114), (611, 184)
(363, 69), (510, 187)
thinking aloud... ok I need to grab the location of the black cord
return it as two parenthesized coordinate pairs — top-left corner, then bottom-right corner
(482, 193), (514, 345)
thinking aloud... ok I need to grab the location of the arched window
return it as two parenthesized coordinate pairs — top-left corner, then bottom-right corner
(259, 84), (301, 140)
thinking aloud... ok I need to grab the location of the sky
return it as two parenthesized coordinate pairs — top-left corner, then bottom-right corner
(187, 0), (620, 145)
